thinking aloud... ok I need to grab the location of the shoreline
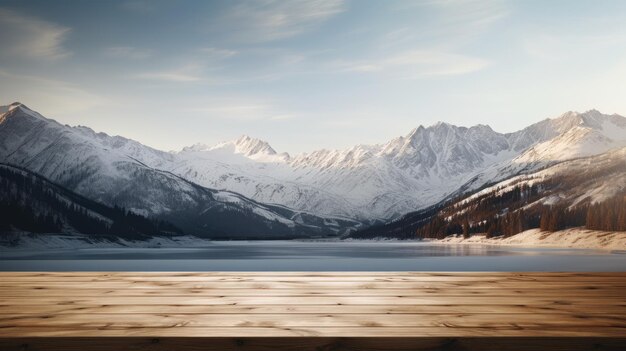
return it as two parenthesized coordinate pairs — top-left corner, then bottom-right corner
(429, 228), (626, 251)
(1, 228), (624, 252)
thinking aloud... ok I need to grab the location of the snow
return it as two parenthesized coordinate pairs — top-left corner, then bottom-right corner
(0, 103), (22, 115)
(2, 103), (626, 226)
(0, 233), (216, 253)
(0, 104), (356, 236)
(542, 194), (562, 205)
(169, 120), (546, 219)
(444, 146), (626, 224)
(178, 135), (289, 164)
(213, 191), (295, 226)
(165, 110), (626, 220)
(433, 228), (626, 251)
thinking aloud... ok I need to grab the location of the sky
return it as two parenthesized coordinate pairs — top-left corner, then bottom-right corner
(1, 0), (626, 154)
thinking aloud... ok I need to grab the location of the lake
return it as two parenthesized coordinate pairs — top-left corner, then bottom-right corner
(1, 240), (625, 271)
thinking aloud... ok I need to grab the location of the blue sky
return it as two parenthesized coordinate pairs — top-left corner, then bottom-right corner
(1, 0), (626, 153)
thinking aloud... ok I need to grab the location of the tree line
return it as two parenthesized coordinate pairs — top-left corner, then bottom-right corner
(416, 183), (626, 239)
(584, 195), (626, 232)
(0, 165), (182, 238)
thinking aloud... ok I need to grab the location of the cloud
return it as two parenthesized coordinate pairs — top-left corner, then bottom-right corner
(199, 47), (238, 59)
(339, 50), (490, 78)
(133, 64), (205, 82)
(328, 1), (503, 80)
(103, 46), (152, 60)
(0, 8), (71, 60)
(131, 48), (240, 83)
(218, 0), (345, 42)
(418, 0), (509, 35)
(135, 72), (202, 82)
(389, 0), (509, 48)
(433, 0), (509, 26)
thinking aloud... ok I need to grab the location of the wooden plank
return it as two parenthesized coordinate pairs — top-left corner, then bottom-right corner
(1, 304), (623, 315)
(0, 272), (624, 350)
(3, 273), (625, 282)
(1, 313), (624, 328)
(7, 280), (625, 289)
(3, 287), (624, 297)
(1, 326), (625, 337)
(2, 337), (625, 351)
(3, 275), (625, 284)
(1, 295), (622, 305)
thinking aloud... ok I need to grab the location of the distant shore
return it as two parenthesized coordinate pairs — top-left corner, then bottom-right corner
(1, 228), (625, 252)
(430, 228), (626, 251)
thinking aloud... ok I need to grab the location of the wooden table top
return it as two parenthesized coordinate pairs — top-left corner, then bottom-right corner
(0, 272), (624, 350)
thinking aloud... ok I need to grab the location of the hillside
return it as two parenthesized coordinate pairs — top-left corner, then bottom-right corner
(2, 102), (626, 241)
(0, 163), (181, 243)
(167, 110), (626, 220)
(0, 103), (359, 239)
(351, 147), (626, 239)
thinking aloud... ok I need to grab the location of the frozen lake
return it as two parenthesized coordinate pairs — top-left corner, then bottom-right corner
(1, 240), (625, 271)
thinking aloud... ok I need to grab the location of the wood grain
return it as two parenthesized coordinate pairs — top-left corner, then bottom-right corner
(0, 272), (624, 350)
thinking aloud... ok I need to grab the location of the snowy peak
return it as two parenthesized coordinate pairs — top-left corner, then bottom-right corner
(1, 102), (25, 112)
(405, 121), (457, 141)
(519, 110), (626, 161)
(380, 120), (510, 176)
(0, 102), (40, 121)
(182, 135), (277, 156)
(397, 121), (501, 150)
(504, 110), (626, 154)
(180, 135), (289, 163)
(231, 135), (278, 157)
(0, 102), (173, 172)
(546, 109), (626, 134)
(429, 121), (452, 131)
(0, 103), (359, 238)
(3, 101), (626, 223)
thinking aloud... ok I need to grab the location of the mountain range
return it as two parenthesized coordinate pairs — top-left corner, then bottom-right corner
(162, 109), (626, 221)
(1, 102), (625, 240)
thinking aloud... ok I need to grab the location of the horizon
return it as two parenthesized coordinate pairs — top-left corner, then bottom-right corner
(1, 0), (626, 153)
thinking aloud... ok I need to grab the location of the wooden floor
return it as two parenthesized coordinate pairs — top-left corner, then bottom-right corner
(0, 272), (624, 350)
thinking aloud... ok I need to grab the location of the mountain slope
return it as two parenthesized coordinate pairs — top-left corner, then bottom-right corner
(456, 110), (626, 198)
(167, 110), (626, 220)
(0, 103), (359, 239)
(0, 163), (181, 240)
(351, 146), (626, 239)
(2, 102), (625, 237)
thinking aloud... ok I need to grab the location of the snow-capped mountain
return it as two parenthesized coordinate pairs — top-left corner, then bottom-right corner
(167, 124), (521, 220)
(180, 135), (290, 163)
(0, 103), (359, 238)
(513, 110), (626, 164)
(165, 110), (626, 220)
(351, 145), (626, 239)
(2, 102), (625, 238)
(457, 110), (626, 196)
(0, 163), (182, 239)
(464, 146), (626, 210)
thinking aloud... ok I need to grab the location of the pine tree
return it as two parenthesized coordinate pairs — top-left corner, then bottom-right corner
(462, 218), (470, 239)
(486, 221), (497, 238)
(540, 207), (551, 231)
